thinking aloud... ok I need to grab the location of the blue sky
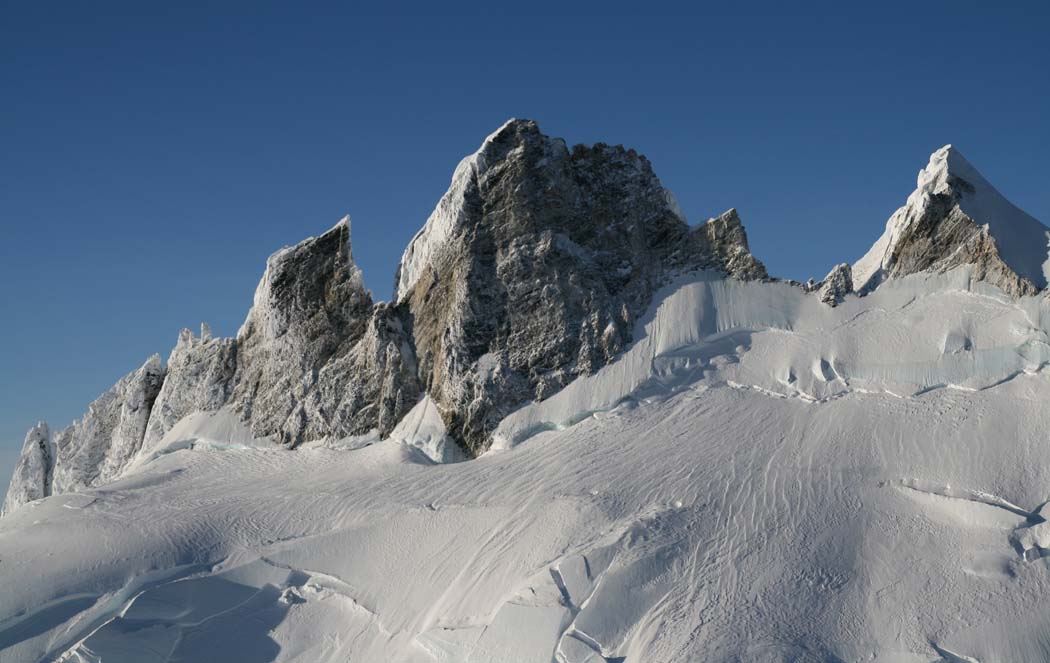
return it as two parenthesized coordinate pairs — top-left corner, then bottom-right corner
(1, 2), (1048, 484)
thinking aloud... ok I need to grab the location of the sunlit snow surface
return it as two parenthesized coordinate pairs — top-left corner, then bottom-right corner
(6, 270), (1050, 662)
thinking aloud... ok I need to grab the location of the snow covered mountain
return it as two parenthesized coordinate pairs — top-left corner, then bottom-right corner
(3, 119), (769, 512)
(2, 122), (1050, 662)
(853, 144), (1050, 295)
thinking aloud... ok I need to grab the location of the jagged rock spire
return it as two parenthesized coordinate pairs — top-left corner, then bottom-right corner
(4, 119), (772, 513)
(818, 263), (853, 306)
(395, 118), (766, 453)
(1, 422), (53, 516)
(231, 215), (413, 447)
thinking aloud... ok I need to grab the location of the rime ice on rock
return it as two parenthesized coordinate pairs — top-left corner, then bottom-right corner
(853, 145), (1050, 296)
(818, 263), (854, 306)
(138, 325), (237, 459)
(50, 355), (166, 494)
(230, 216), (418, 447)
(1, 422), (53, 516)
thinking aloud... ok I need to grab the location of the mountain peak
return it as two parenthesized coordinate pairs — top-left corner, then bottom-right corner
(483, 117), (540, 143)
(853, 144), (1050, 295)
(918, 144), (985, 198)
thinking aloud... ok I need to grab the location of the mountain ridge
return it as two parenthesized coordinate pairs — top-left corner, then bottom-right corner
(4, 120), (1047, 516)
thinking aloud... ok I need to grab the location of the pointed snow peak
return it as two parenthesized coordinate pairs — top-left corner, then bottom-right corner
(917, 144), (987, 199)
(853, 145), (1050, 295)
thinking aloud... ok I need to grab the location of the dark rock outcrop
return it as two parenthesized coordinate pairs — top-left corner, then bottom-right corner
(395, 119), (766, 453)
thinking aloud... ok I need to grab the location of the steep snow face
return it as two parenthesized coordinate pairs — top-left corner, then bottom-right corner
(7, 272), (1050, 662)
(853, 145), (1050, 295)
(395, 119), (766, 453)
(0, 422), (52, 516)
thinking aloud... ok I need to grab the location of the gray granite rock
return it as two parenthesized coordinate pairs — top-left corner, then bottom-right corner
(818, 263), (853, 306)
(395, 119), (766, 453)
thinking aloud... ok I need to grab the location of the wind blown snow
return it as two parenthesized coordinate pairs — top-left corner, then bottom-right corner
(5, 268), (1050, 662)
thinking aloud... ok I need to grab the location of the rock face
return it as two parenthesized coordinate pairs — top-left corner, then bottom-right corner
(686, 209), (768, 281)
(818, 263), (853, 306)
(227, 216), (416, 446)
(395, 119), (766, 453)
(853, 145), (1050, 296)
(4, 118), (770, 512)
(139, 324), (238, 458)
(50, 355), (166, 494)
(8, 127), (1050, 517)
(1, 423), (53, 516)
(141, 218), (419, 455)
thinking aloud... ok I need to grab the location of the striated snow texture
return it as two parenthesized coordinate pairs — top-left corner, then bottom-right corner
(6, 270), (1050, 662)
(853, 144), (1050, 296)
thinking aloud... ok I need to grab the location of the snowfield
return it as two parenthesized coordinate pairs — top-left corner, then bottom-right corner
(5, 270), (1050, 662)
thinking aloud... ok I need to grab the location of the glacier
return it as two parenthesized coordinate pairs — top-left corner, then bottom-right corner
(2, 120), (1050, 662)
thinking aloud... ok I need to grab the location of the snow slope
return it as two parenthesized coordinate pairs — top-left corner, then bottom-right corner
(5, 270), (1050, 662)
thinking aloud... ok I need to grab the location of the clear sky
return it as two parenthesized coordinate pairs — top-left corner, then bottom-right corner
(1, 2), (1048, 485)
